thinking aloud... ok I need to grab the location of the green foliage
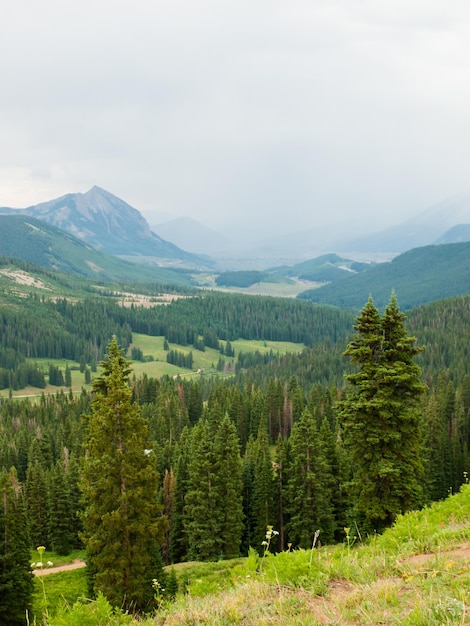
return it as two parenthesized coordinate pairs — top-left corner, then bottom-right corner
(0, 467), (34, 626)
(166, 348), (193, 369)
(79, 337), (166, 612)
(215, 270), (268, 287)
(299, 241), (470, 310)
(49, 459), (75, 555)
(338, 294), (426, 529)
(286, 408), (336, 547)
(47, 592), (133, 626)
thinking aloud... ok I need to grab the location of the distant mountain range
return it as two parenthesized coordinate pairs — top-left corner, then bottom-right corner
(332, 195), (470, 255)
(151, 216), (236, 258)
(297, 241), (470, 310)
(0, 186), (212, 269)
(0, 215), (194, 285)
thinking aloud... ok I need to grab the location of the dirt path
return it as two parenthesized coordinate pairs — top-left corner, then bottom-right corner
(33, 559), (86, 577)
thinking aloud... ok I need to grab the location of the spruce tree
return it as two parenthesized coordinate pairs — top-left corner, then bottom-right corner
(80, 336), (166, 612)
(170, 431), (191, 563)
(184, 419), (220, 560)
(0, 468), (34, 626)
(25, 460), (50, 548)
(251, 424), (276, 553)
(286, 408), (335, 547)
(213, 414), (244, 558)
(338, 294), (426, 530)
(49, 459), (74, 555)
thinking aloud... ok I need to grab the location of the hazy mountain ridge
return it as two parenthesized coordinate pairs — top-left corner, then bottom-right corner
(334, 194), (470, 254)
(298, 241), (470, 310)
(433, 223), (470, 244)
(0, 186), (212, 269)
(0, 215), (194, 285)
(151, 216), (236, 257)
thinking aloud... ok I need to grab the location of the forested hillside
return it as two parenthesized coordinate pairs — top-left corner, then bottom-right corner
(299, 241), (470, 309)
(1, 280), (470, 619)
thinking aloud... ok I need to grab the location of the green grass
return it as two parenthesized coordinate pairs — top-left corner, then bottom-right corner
(0, 327), (306, 399)
(0, 358), (91, 399)
(32, 568), (88, 622)
(36, 485), (470, 624)
(31, 548), (86, 568)
(130, 333), (305, 377)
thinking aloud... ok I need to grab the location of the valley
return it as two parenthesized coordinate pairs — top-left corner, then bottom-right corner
(1, 187), (470, 625)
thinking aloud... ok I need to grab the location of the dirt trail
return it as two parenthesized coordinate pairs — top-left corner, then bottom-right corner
(33, 559), (86, 577)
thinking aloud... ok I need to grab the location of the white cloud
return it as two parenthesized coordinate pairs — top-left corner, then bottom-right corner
(2, 0), (470, 238)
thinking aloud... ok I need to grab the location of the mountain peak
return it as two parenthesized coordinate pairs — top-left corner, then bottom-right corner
(0, 188), (210, 267)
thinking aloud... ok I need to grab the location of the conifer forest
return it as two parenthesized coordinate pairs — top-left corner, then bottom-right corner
(1, 288), (470, 617)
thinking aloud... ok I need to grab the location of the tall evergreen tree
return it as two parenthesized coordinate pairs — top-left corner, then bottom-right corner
(25, 460), (50, 548)
(213, 414), (244, 558)
(80, 337), (166, 612)
(286, 408), (335, 547)
(338, 294), (426, 530)
(170, 431), (191, 563)
(49, 459), (74, 555)
(251, 424), (276, 554)
(184, 419), (220, 560)
(0, 468), (34, 626)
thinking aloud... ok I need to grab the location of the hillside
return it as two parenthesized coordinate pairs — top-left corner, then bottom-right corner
(298, 241), (470, 310)
(336, 193), (470, 254)
(0, 186), (212, 269)
(33, 484), (470, 624)
(269, 253), (372, 282)
(0, 216), (195, 285)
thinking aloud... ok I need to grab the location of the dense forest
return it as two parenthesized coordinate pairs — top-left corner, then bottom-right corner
(1, 288), (470, 616)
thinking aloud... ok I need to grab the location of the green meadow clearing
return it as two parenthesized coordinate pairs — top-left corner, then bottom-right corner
(0, 335), (306, 398)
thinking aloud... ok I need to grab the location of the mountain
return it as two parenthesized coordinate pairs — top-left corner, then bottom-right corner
(433, 224), (470, 244)
(268, 253), (373, 282)
(0, 215), (194, 285)
(298, 241), (470, 310)
(151, 216), (235, 257)
(0, 186), (212, 269)
(336, 194), (470, 254)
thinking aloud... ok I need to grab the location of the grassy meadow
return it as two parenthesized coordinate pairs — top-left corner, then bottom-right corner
(32, 484), (470, 625)
(0, 334), (305, 398)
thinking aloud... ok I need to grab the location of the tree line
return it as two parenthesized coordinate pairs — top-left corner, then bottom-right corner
(2, 293), (470, 619)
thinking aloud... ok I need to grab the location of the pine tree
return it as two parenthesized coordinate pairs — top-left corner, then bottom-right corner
(25, 460), (50, 548)
(184, 419), (220, 560)
(338, 294), (426, 530)
(213, 414), (244, 558)
(49, 459), (74, 555)
(251, 423), (276, 554)
(286, 408), (335, 548)
(0, 468), (34, 626)
(80, 336), (166, 612)
(170, 431), (191, 563)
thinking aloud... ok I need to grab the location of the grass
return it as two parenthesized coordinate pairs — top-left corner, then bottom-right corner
(0, 332), (306, 399)
(31, 548), (86, 568)
(36, 485), (470, 624)
(129, 333), (305, 379)
(32, 568), (88, 622)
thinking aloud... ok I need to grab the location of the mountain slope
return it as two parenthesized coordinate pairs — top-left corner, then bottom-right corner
(336, 194), (470, 254)
(0, 215), (193, 285)
(269, 253), (373, 282)
(433, 223), (470, 244)
(0, 186), (212, 268)
(298, 241), (470, 310)
(152, 216), (235, 257)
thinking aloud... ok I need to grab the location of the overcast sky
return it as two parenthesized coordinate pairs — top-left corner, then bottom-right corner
(2, 0), (470, 239)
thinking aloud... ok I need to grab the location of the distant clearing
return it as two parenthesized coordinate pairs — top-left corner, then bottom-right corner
(0, 268), (50, 290)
